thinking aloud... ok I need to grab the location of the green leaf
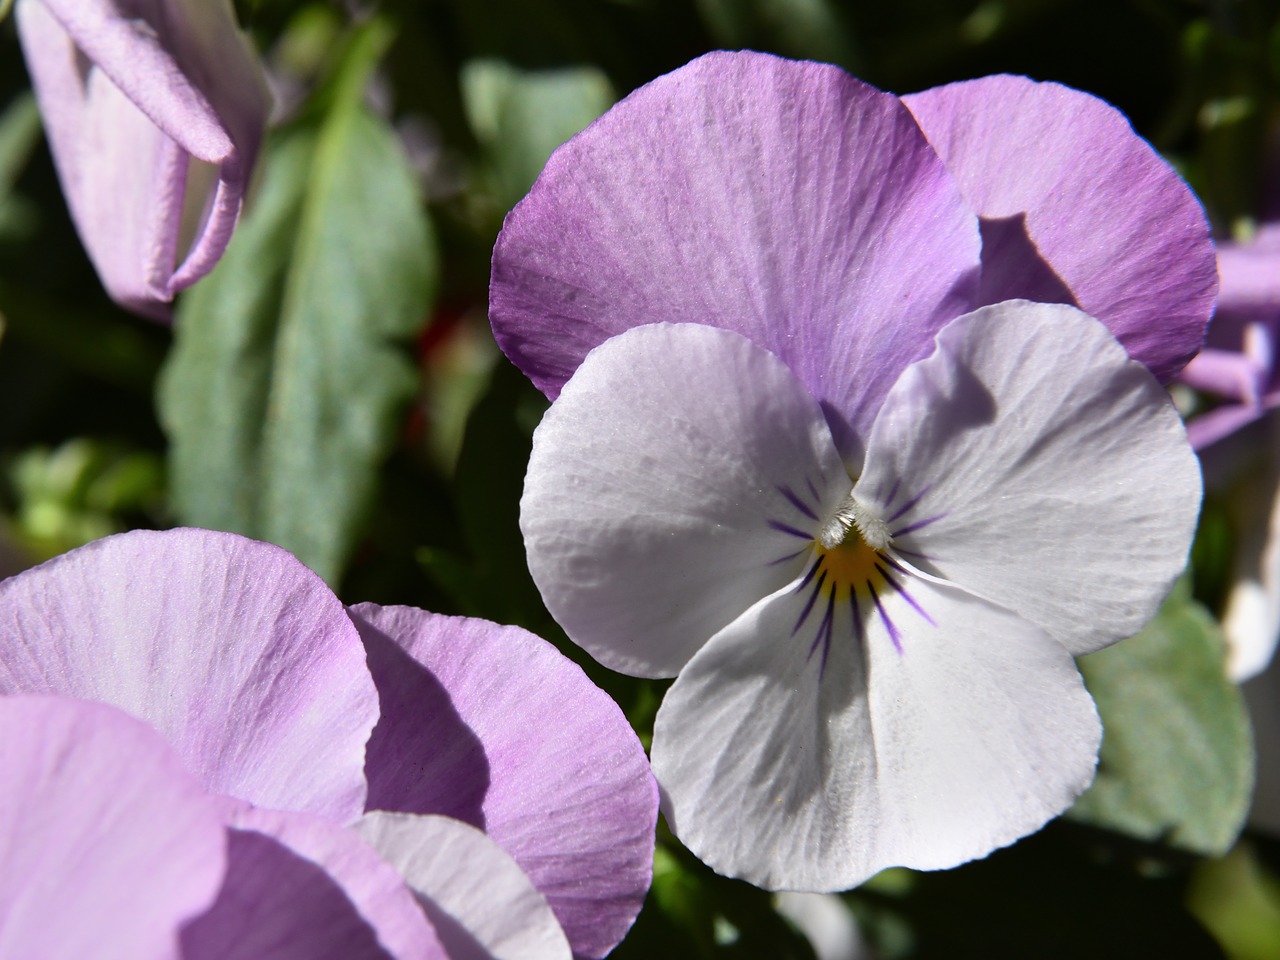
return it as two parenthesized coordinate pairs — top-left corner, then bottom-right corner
(159, 21), (437, 585)
(0, 93), (42, 240)
(1069, 582), (1254, 855)
(461, 59), (614, 215)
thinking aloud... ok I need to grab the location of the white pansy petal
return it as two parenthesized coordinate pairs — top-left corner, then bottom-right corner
(853, 301), (1200, 656)
(355, 812), (571, 960)
(522, 322), (849, 677)
(653, 569), (1100, 891)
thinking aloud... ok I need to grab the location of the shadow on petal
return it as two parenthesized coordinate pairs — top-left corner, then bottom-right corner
(977, 213), (1079, 310)
(357, 613), (492, 831)
(181, 829), (394, 960)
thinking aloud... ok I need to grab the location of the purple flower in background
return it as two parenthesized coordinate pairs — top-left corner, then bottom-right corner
(0, 528), (656, 958)
(1180, 226), (1280, 681)
(492, 52), (1211, 889)
(1181, 225), (1280, 452)
(14, 0), (270, 317)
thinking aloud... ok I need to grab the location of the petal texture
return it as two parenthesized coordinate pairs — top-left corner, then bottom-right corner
(353, 605), (657, 959)
(492, 49), (979, 459)
(522, 322), (850, 678)
(16, 0), (268, 313)
(356, 812), (571, 960)
(0, 695), (225, 960)
(182, 804), (443, 960)
(854, 301), (1201, 656)
(0, 528), (378, 822)
(903, 75), (1216, 382)
(652, 571), (1100, 890)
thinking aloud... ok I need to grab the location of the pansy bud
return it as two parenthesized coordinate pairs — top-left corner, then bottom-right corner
(15, 0), (269, 317)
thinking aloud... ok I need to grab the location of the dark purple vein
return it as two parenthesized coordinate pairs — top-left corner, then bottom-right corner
(886, 485), (932, 524)
(777, 484), (819, 521)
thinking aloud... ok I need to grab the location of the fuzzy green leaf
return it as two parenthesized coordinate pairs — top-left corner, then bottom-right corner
(1070, 583), (1254, 854)
(159, 23), (436, 584)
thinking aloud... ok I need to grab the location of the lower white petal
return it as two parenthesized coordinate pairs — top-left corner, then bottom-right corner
(652, 563), (1100, 891)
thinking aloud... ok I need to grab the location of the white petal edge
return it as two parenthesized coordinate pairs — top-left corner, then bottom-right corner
(355, 812), (571, 960)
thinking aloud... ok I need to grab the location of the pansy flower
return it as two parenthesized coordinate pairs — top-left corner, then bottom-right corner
(490, 52), (1210, 889)
(15, 0), (269, 317)
(0, 528), (657, 957)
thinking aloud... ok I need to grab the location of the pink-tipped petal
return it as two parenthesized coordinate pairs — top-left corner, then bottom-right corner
(0, 528), (378, 822)
(182, 803), (444, 960)
(492, 49), (979, 461)
(904, 75), (1216, 382)
(0, 695), (225, 960)
(351, 605), (657, 960)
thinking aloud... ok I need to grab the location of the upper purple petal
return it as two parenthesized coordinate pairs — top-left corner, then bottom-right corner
(351, 604), (658, 960)
(903, 74), (1216, 383)
(491, 49), (979, 463)
(15, 0), (269, 314)
(0, 695), (226, 960)
(0, 528), (379, 823)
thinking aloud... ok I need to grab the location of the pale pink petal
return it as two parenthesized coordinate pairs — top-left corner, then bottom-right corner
(352, 605), (657, 960)
(0, 528), (378, 822)
(0, 695), (225, 960)
(182, 803), (444, 960)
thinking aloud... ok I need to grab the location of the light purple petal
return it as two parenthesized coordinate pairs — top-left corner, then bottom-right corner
(355, 812), (571, 960)
(854, 301), (1201, 656)
(0, 695), (225, 960)
(351, 604), (658, 960)
(182, 803), (444, 960)
(0, 528), (379, 822)
(652, 570), (1100, 890)
(15, 0), (268, 314)
(521, 322), (850, 679)
(491, 49), (979, 461)
(903, 75), (1216, 382)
